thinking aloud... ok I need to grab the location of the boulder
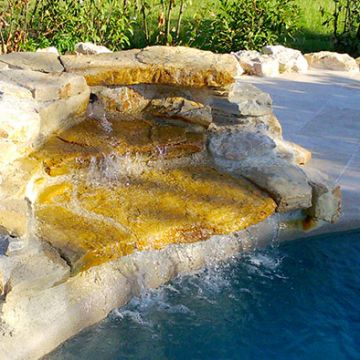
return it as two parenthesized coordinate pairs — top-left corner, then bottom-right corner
(233, 50), (280, 77)
(211, 112), (283, 139)
(0, 241), (70, 296)
(0, 70), (90, 148)
(237, 157), (313, 212)
(0, 52), (63, 73)
(36, 47), (60, 56)
(208, 126), (312, 212)
(146, 96), (212, 127)
(305, 51), (359, 72)
(212, 83), (272, 120)
(61, 46), (243, 88)
(0, 158), (42, 237)
(208, 130), (276, 161)
(75, 42), (112, 55)
(305, 168), (341, 223)
(0, 81), (41, 167)
(0, 70), (88, 102)
(262, 45), (308, 73)
(275, 140), (312, 165)
(37, 88), (90, 138)
(91, 85), (152, 116)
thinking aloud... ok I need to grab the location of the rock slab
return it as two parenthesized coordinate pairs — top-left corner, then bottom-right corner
(61, 46), (243, 88)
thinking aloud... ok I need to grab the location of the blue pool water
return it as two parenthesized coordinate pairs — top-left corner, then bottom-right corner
(47, 231), (360, 360)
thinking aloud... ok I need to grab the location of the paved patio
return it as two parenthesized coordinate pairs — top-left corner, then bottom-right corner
(242, 70), (360, 234)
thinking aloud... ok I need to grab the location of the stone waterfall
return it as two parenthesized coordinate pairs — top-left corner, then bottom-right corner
(0, 46), (340, 359)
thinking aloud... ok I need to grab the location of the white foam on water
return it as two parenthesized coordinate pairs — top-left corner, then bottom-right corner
(85, 152), (146, 187)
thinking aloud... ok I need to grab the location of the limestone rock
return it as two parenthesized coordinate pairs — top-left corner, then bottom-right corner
(239, 157), (313, 212)
(75, 42), (112, 55)
(0, 70), (89, 102)
(262, 45), (308, 73)
(0, 62), (9, 70)
(146, 96), (212, 127)
(305, 168), (341, 223)
(0, 242), (70, 296)
(0, 70), (90, 146)
(305, 51), (359, 72)
(230, 82), (272, 116)
(211, 150), (312, 212)
(37, 87), (90, 139)
(0, 81), (41, 167)
(212, 111), (282, 140)
(61, 46), (243, 88)
(0, 158), (42, 237)
(276, 140), (312, 165)
(357, 57), (360, 67)
(233, 50), (280, 77)
(34, 166), (275, 272)
(212, 83), (272, 121)
(91, 85), (153, 116)
(36, 47), (60, 56)
(208, 130), (276, 161)
(0, 52), (63, 73)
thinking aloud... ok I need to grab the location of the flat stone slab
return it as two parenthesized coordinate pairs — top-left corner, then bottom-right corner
(35, 166), (276, 272)
(0, 70), (88, 102)
(0, 52), (63, 73)
(61, 46), (243, 87)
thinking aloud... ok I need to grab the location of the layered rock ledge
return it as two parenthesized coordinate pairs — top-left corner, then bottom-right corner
(0, 46), (341, 360)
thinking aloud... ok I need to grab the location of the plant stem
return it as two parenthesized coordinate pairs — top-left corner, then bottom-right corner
(165, 0), (174, 45)
(141, 1), (149, 44)
(175, 0), (185, 42)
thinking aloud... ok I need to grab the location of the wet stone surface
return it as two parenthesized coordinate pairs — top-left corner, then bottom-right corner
(35, 166), (276, 273)
(28, 117), (276, 273)
(30, 117), (205, 176)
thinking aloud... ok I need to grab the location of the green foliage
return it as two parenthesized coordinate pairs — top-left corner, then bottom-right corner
(321, 0), (360, 56)
(0, 0), (133, 54)
(190, 0), (299, 53)
(0, 0), (337, 55)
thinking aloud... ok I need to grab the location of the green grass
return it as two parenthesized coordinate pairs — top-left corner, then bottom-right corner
(291, 0), (335, 53)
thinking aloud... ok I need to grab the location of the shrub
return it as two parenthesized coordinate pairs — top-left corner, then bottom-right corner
(321, 0), (360, 57)
(0, 0), (300, 55)
(190, 0), (299, 53)
(0, 0), (133, 54)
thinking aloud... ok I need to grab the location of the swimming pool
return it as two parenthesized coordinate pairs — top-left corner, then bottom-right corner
(46, 230), (360, 360)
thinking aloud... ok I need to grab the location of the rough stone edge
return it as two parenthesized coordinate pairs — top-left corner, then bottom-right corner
(0, 211), (319, 360)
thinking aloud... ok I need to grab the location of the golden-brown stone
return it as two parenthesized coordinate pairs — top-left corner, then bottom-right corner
(30, 118), (204, 176)
(35, 166), (276, 272)
(61, 46), (243, 88)
(35, 206), (134, 272)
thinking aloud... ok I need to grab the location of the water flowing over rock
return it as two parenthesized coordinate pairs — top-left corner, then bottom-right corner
(305, 51), (359, 72)
(0, 46), (341, 360)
